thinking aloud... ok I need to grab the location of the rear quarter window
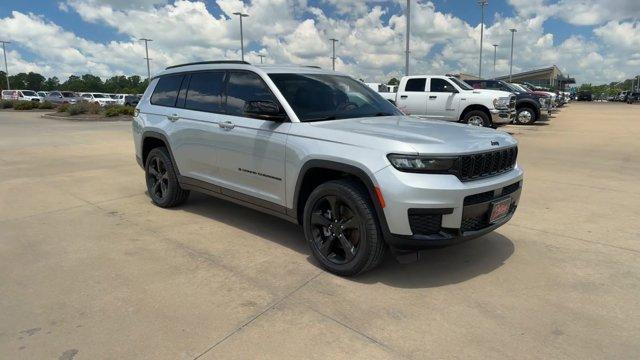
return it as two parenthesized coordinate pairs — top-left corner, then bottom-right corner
(151, 74), (184, 107)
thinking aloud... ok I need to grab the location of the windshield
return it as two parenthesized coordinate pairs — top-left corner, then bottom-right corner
(22, 91), (37, 96)
(448, 77), (473, 90)
(510, 84), (529, 93)
(62, 92), (75, 97)
(268, 73), (402, 122)
(502, 82), (521, 92)
(92, 94), (105, 98)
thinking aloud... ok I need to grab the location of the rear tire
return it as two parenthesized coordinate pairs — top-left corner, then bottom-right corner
(145, 147), (189, 208)
(303, 180), (386, 276)
(463, 110), (491, 127)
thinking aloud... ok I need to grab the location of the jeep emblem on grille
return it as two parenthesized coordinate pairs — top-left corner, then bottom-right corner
(491, 141), (499, 146)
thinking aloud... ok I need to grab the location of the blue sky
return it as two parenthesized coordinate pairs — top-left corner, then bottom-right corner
(0, 0), (638, 84)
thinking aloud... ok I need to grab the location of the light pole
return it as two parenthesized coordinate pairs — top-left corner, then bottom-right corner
(509, 28), (517, 82)
(329, 38), (338, 70)
(0, 40), (10, 90)
(405, 0), (411, 76)
(478, 0), (488, 78)
(233, 12), (249, 62)
(139, 38), (153, 80)
(258, 54), (266, 64)
(492, 44), (498, 79)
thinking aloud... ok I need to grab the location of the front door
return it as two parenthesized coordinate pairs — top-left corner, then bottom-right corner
(213, 71), (289, 207)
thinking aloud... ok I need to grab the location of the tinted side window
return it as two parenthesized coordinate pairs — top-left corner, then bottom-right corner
(185, 72), (225, 112)
(226, 71), (276, 117)
(151, 74), (184, 107)
(430, 78), (456, 93)
(404, 78), (426, 92)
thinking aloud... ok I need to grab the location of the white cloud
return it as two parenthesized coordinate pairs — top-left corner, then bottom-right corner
(1, 0), (638, 85)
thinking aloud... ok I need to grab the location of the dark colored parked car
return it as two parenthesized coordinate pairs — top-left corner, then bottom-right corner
(577, 91), (593, 101)
(465, 79), (547, 125)
(124, 95), (139, 106)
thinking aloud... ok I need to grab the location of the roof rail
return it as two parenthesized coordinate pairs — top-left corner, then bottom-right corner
(165, 60), (250, 70)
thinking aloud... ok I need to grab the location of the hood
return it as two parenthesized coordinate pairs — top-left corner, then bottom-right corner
(467, 89), (513, 98)
(306, 116), (517, 155)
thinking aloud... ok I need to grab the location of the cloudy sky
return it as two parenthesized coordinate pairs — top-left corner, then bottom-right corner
(0, 0), (638, 85)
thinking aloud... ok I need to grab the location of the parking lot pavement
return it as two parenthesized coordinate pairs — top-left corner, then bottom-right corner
(1, 104), (639, 359)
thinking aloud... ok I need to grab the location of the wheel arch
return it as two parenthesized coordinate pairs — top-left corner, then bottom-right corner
(291, 160), (387, 230)
(459, 104), (491, 122)
(141, 131), (181, 175)
(516, 99), (541, 119)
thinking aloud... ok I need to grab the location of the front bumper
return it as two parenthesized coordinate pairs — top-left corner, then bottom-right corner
(374, 165), (523, 250)
(490, 108), (516, 124)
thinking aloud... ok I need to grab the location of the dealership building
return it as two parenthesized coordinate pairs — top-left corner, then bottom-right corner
(495, 65), (575, 90)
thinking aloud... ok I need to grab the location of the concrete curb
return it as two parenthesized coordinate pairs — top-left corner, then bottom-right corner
(41, 113), (133, 122)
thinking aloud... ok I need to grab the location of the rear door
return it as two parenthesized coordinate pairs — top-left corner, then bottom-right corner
(212, 70), (289, 207)
(426, 78), (460, 121)
(395, 77), (427, 115)
(168, 71), (227, 182)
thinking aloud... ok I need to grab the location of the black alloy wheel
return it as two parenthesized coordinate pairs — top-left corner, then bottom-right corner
(303, 180), (386, 276)
(309, 195), (362, 264)
(147, 155), (169, 202)
(145, 147), (189, 207)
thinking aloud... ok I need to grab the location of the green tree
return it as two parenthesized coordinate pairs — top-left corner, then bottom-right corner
(25, 72), (46, 90)
(43, 77), (60, 91)
(387, 77), (399, 86)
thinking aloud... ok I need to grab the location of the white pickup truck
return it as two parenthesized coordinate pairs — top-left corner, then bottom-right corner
(379, 75), (516, 127)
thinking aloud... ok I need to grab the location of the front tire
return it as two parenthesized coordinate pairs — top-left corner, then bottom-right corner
(463, 110), (491, 127)
(145, 147), (189, 208)
(303, 180), (386, 276)
(515, 106), (537, 125)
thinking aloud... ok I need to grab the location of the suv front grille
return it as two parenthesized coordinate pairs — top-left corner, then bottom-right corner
(456, 147), (517, 182)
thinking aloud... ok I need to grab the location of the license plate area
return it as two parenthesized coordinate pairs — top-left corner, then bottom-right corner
(489, 197), (511, 223)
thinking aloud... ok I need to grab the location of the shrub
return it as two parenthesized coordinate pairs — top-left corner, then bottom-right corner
(1, 100), (14, 109)
(119, 106), (135, 116)
(14, 101), (38, 110)
(67, 104), (87, 116)
(38, 101), (54, 109)
(57, 103), (70, 113)
(105, 107), (120, 117)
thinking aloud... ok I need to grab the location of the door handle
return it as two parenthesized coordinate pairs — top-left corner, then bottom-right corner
(219, 121), (235, 130)
(166, 114), (179, 122)
(400, 95), (408, 99)
(429, 96), (437, 99)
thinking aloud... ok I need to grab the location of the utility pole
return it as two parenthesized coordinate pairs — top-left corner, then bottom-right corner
(258, 54), (266, 64)
(139, 38), (153, 80)
(233, 12), (249, 62)
(509, 28), (517, 82)
(329, 38), (338, 70)
(478, 0), (488, 78)
(405, 0), (411, 76)
(492, 44), (498, 79)
(0, 41), (10, 90)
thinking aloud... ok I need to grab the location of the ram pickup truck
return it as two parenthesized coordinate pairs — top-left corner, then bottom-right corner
(379, 75), (516, 127)
(465, 79), (549, 125)
(133, 61), (523, 276)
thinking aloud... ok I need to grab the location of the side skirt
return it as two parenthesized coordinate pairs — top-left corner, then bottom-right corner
(178, 176), (299, 224)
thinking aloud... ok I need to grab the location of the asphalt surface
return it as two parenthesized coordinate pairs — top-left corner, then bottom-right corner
(1, 103), (639, 359)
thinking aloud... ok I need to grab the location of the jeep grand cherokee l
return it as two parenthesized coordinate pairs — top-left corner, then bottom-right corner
(132, 61), (523, 276)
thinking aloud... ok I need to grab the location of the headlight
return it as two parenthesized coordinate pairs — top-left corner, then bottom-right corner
(387, 154), (457, 173)
(493, 97), (510, 109)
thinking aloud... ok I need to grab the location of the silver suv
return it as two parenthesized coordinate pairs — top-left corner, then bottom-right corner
(132, 61), (523, 276)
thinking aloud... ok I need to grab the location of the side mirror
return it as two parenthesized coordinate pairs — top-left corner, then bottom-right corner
(244, 100), (287, 121)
